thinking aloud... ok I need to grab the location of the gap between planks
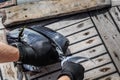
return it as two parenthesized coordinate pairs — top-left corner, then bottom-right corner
(90, 7), (120, 73)
(109, 6), (120, 32)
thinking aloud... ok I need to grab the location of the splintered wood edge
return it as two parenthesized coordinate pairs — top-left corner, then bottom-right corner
(0, 0), (16, 9)
(0, 0), (111, 27)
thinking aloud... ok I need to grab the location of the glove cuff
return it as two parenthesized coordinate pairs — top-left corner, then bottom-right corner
(11, 42), (24, 62)
(58, 71), (74, 80)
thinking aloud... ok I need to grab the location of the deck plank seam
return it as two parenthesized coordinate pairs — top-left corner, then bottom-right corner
(65, 26), (95, 37)
(79, 52), (108, 63)
(85, 62), (113, 72)
(108, 8), (120, 33)
(69, 34), (98, 45)
(55, 18), (90, 31)
(94, 71), (118, 80)
(72, 43), (103, 54)
(88, 10), (120, 75)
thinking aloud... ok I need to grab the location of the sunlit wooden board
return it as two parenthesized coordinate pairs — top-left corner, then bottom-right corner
(0, 0), (16, 9)
(90, 8), (120, 73)
(84, 63), (116, 80)
(69, 36), (102, 53)
(109, 7), (120, 31)
(0, 0), (111, 26)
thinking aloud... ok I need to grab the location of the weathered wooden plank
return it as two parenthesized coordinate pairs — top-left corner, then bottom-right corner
(81, 54), (111, 71)
(99, 73), (120, 80)
(84, 63), (116, 80)
(91, 10), (120, 73)
(69, 36), (102, 53)
(73, 45), (107, 58)
(67, 27), (97, 44)
(1, 0), (111, 26)
(45, 13), (90, 30)
(0, 63), (18, 80)
(0, 0), (16, 9)
(57, 19), (94, 36)
(109, 7), (120, 31)
(0, 19), (7, 43)
(112, 0), (120, 7)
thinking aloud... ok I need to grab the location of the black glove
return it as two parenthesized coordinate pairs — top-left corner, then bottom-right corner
(58, 61), (85, 80)
(12, 42), (59, 66)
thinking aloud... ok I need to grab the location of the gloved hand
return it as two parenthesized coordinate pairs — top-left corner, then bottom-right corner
(58, 61), (85, 80)
(12, 42), (59, 66)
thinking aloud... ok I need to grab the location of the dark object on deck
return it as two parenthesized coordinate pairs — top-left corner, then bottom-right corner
(7, 26), (69, 66)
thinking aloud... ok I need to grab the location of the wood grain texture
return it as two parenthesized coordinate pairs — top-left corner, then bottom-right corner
(69, 36), (102, 53)
(57, 19), (94, 36)
(73, 45), (107, 58)
(90, 8), (120, 73)
(0, 0), (16, 9)
(99, 73), (120, 80)
(67, 27), (97, 44)
(1, 0), (111, 26)
(45, 13), (90, 30)
(84, 63), (116, 80)
(0, 18), (7, 43)
(81, 54), (112, 71)
(109, 7), (120, 31)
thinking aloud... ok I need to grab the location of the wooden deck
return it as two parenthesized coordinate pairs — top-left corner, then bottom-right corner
(0, 5), (120, 80)
(17, 6), (120, 80)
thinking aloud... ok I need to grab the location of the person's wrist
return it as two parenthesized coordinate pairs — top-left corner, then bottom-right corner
(58, 71), (74, 80)
(0, 42), (20, 62)
(58, 75), (71, 80)
(10, 42), (24, 62)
